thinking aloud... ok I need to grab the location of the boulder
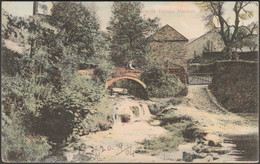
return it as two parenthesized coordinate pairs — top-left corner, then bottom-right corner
(192, 143), (204, 152)
(183, 151), (194, 162)
(199, 146), (230, 154)
(208, 140), (215, 146)
(149, 120), (161, 126)
(98, 122), (112, 131)
(204, 134), (223, 146)
(182, 151), (201, 162)
(120, 114), (131, 123)
(202, 155), (214, 162)
(211, 153), (220, 160)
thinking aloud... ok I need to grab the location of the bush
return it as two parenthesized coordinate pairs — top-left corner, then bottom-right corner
(32, 74), (110, 145)
(1, 75), (53, 161)
(79, 96), (113, 133)
(141, 66), (184, 98)
(1, 8), (114, 162)
(2, 112), (51, 162)
(209, 61), (258, 113)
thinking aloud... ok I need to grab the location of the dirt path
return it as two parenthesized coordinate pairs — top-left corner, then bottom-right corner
(63, 86), (258, 162)
(175, 85), (258, 135)
(156, 85), (258, 162)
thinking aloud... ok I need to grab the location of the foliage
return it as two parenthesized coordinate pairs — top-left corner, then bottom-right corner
(142, 109), (204, 153)
(31, 74), (109, 144)
(1, 43), (23, 76)
(49, 2), (99, 60)
(142, 135), (183, 152)
(107, 2), (159, 68)
(141, 65), (184, 98)
(2, 112), (51, 162)
(195, 2), (258, 58)
(209, 60), (258, 113)
(89, 32), (114, 82)
(156, 108), (205, 141)
(1, 75), (54, 117)
(233, 24), (258, 51)
(1, 75), (52, 162)
(1, 4), (113, 162)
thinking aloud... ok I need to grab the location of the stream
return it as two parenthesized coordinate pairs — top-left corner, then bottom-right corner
(224, 113), (258, 161)
(59, 87), (258, 162)
(63, 93), (169, 162)
(224, 133), (259, 161)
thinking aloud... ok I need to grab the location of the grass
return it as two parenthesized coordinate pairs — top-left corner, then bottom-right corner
(142, 134), (183, 152)
(140, 108), (205, 153)
(148, 97), (182, 115)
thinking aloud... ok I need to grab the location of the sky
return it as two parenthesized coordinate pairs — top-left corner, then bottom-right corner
(2, 1), (259, 40)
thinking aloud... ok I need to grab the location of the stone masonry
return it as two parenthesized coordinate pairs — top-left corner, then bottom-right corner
(148, 24), (189, 71)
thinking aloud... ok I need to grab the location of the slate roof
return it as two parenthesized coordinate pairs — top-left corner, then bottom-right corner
(148, 24), (188, 42)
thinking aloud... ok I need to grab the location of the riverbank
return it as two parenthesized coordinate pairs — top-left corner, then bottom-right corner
(146, 85), (258, 162)
(58, 85), (258, 162)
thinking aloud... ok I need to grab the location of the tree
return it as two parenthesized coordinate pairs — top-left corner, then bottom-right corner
(233, 22), (258, 51)
(49, 2), (99, 61)
(196, 2), (258, 59)
(107, 2), (159, 68)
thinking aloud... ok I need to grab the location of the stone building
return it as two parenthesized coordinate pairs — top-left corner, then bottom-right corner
(187, 28), (225, 60)
(148, 24), (189, 70)
(147, 24), (189, 83)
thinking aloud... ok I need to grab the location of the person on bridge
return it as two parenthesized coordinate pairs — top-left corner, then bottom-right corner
(127, 60), (135, 70)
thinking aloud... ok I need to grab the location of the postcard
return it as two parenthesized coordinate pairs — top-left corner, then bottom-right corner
(1, 1), (259, 163)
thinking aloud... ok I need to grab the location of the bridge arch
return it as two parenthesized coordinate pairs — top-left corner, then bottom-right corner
(105, 76), (147, 90)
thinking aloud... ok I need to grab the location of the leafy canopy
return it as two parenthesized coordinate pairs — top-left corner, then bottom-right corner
(107, 2), (159, 68)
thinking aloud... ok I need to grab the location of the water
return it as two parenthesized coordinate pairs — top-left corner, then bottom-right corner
(111, 94), (152, 124)
(224, 133), (259, 161)
(224, 112), (258, 162)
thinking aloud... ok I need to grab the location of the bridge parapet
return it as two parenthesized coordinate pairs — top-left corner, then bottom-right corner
(110, 68), (144, 79)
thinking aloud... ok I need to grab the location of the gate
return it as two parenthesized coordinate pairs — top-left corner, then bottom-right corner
(187, 73), (213, 85)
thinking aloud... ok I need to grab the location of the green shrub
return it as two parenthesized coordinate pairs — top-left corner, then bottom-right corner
(141, 66), (184, 98)
(1, 75), (54, 116)
(1, 75), (54, 161)
(79, 96), (113, 133)
(142, 134), (183, 152)
(32, 74), (109, 144)
(1, 8), (114, 162)
(2, 112), (51, 162)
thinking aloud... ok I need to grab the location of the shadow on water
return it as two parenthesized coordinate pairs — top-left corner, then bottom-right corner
(224, 133), (259, 161)
(109, 79), (149, 100)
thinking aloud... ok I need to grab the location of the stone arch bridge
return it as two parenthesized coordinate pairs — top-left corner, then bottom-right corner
(77, 68), (146, 91)
(78, 66), (187, 99)
(105, 68), (146, 90)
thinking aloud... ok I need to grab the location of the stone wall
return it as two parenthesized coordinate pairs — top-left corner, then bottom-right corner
(238, 51), (258, 61)
(209, 61), (258, 113)
(150, 41), (188, 71)
(188, 63), (216, 74)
